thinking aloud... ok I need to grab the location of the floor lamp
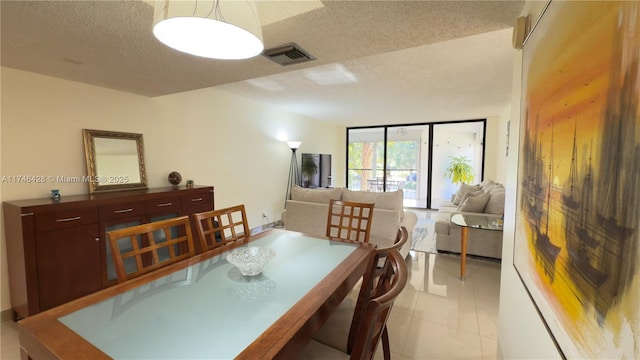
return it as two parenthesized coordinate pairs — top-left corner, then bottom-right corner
(285, 141), (302, 206)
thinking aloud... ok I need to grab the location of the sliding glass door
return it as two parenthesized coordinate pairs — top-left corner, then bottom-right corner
(386, 125), (428, 207)
(347, 128), (384, 191)
(347, 120), (485, 209)
(431, 122), (485, 209)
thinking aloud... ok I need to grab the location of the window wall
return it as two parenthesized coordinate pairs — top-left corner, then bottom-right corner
(347, 120), (486, 209)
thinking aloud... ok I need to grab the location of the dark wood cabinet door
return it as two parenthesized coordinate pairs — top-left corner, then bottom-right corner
(181, 189), (214, 254)
(101, 217), (145, 288)
(35, 224), (101, 311)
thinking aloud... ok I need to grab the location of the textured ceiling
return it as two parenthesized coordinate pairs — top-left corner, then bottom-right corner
(1, 0), (524, 126)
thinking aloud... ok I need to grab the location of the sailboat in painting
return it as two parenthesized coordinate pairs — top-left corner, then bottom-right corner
(561, 124), (580, 210)
(563, 141), (608, 295)
(521, 115), (562, 282)
(521, 114), (546, 224)
(534, 125), (561, 282)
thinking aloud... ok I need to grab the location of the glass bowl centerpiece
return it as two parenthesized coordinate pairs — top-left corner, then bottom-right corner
(226, 247), (275, 276)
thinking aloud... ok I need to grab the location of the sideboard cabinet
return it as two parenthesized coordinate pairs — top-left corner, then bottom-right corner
(3, 186), (214, 319)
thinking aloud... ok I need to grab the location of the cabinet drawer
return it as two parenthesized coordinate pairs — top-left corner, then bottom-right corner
(99, 201), (146, 221)
(35, 208), (98, 232)
(181, 191), (213, 211)
(145, 197), (181, 214)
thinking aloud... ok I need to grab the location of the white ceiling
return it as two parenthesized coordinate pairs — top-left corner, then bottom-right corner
(1, 0), (524, 127)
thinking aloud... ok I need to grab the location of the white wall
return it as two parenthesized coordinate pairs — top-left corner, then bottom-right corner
(0, 67), (344, 313)
(497, 1), (562, 358)
(485, 115), (505, 184)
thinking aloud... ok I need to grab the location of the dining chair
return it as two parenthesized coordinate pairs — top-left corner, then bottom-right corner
(192, 204), (250, 252)
(312, 227), (409, 359)
(326, 199), (374, 243)
(107, 216), (195, 283)
(297, 249), (409, 360)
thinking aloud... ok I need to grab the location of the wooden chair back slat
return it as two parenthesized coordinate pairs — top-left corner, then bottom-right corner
(326, 200), (374, 243)
(192, 204), (250, 252)
(107, 216), (195, 283)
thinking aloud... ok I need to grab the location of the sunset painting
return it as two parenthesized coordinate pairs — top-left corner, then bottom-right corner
(513, 1), (639, 358)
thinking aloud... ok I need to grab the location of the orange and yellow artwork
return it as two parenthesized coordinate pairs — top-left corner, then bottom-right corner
(514, 1), (639, 358)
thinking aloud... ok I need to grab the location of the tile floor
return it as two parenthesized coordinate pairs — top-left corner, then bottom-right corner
(0, 211), (502, 359)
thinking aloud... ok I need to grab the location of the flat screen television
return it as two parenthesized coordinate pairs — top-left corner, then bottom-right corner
(301, 153), (332, 188)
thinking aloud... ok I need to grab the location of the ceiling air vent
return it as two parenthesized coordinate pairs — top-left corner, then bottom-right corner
(262, 43), (316, 66)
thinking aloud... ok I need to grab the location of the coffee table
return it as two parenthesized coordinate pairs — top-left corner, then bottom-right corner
(450, 213), (503, 280)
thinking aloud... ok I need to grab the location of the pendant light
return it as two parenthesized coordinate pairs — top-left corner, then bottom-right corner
(152, 0), (264, 60)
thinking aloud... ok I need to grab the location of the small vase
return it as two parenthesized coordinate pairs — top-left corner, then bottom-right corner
(50, 189), (61, 202)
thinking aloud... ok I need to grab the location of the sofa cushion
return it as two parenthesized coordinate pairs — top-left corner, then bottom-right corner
(482, 183), (497, 193)
(483, 182), (504, 194)
(457, 191), (490, 212)
(341, 188), (403, 213)
(484, 189), (506, 215)
(434, 211), (452, 235)
(452, 183), (481, 205)
(291, 186), (342, 204)
(480, 179), (496, 188)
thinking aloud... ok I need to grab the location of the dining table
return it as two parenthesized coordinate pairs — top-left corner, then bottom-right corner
(18, 228), (375, 360)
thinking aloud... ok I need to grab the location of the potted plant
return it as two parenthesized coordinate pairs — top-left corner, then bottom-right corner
(301, 153), (318, 187)
(444, 156), (475, 184)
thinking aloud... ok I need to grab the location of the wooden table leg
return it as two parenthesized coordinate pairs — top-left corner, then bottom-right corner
(460, 226), (468, 280)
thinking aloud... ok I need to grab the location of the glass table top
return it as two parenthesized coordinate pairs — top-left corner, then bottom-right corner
(450, 213), (504, 231)
(59, 230), (358, 359)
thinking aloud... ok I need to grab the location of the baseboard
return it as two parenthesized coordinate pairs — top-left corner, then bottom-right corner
(250, 220), (283, 235)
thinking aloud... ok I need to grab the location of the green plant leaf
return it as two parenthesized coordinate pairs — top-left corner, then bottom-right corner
(444, 156), (475, 184)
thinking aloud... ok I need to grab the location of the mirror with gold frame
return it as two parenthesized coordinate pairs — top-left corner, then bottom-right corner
(83, 129), (148, 194)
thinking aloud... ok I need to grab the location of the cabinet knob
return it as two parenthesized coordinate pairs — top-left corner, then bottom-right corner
(94, 237), (100, 242)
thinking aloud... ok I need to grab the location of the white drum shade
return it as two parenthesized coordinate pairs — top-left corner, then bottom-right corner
(153, 0), (264, 60)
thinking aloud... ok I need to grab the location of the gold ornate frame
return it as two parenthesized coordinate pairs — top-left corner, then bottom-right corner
(82, 129), (148, 194)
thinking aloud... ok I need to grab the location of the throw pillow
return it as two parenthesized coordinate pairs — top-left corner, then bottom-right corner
(291, 185), (342, 204)
(484, 190), (505, 215)
(452, 183), (481, 205)
(459, 189), (484, 204)
(342, 188), (403, 212)
(457, 191), (490, 212)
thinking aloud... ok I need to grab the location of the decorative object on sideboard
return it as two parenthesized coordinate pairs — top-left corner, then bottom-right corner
(82, 129), (148, 194)
(284, 140), (302, 207)
(186, 179), (194, 188)
(152, 0), (263, 60)
(49, 189), (61, 202)
(168, 171), (182, 187)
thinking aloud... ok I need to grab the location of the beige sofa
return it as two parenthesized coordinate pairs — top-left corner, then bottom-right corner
(434, 180), (505, 259)
(282, 186), (417, 259)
